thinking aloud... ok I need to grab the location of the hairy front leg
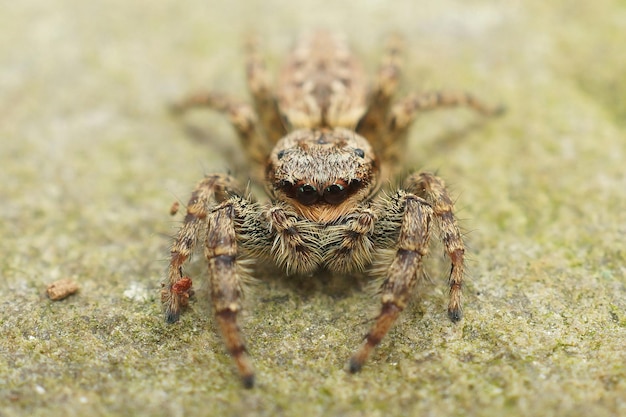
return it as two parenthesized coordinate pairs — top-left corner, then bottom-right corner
(206, 201), (255, 388)
(349, 191), (434, 372)
(163, 173), (264, 387)
(163, 174), (244, 322)
(404, 172), (466, 321)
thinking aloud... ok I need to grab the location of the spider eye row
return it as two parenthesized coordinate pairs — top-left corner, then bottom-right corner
(281, 180), (359, 206)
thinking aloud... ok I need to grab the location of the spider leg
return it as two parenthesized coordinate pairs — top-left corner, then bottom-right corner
(349, 190), (434, 372)
(164, 173), (263, 387)
(382, 90), (503, 167)
(404, 172), (465, 321)
(390, 90), (504, 130)
(170, 91), (271, 168)
(357, 33), (404, 146)
(163, 174), (244, 323)
(244, 35), (285, 143)
(206, 200), (255, 388)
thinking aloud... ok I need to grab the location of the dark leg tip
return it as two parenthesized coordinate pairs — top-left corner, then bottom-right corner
(242, 374), (255, 389)
(448, 308), (462, 323)
(348, 357), (363, 374)
(165, 311), (180, 324)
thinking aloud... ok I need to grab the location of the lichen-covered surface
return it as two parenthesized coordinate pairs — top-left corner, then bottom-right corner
(1, 1), (625, 416)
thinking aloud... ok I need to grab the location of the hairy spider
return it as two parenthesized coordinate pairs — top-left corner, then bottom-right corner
(163, 31), (502, 388)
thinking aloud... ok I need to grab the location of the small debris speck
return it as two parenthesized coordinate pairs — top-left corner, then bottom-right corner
(46, 278), (79, 301)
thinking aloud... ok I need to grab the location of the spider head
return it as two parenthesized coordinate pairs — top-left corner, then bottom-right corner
(266, 128), (379, 222)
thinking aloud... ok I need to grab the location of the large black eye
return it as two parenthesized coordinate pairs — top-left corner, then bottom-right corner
(323, 183), (348, 205)
(296, 184), (319, 205)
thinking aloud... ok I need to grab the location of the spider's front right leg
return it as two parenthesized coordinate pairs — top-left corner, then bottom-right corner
(163, 174), (258, 388)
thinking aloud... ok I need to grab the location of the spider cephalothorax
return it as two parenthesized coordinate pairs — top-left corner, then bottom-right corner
(267, 128), (379, 223)
(164, 31), (501, 388)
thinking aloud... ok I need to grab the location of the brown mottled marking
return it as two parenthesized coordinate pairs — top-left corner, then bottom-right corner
(277, 31), (368, 129)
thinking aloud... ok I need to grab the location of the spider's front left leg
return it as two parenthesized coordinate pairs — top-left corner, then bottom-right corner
(163, 174), (259, 388)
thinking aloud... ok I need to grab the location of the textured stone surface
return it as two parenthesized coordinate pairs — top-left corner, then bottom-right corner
(1, 1), (625, 416)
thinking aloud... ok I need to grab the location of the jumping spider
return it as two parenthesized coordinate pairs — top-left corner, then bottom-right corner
(163, 31), (502, 388)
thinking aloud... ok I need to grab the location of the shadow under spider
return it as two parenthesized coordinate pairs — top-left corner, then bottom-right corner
(255, 264), (367, 302)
